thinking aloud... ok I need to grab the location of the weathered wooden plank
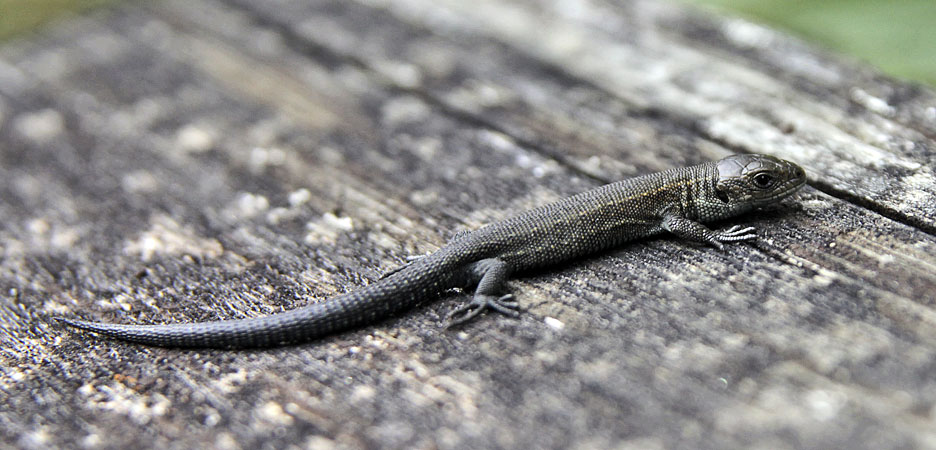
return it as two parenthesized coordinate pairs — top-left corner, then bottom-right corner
(1, 0), (935, 449)
(221, 0), (936, 230)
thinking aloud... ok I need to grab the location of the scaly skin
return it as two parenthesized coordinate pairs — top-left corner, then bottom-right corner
(60, 154), (806, 348)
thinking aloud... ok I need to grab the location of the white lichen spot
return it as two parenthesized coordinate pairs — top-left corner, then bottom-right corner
(899, 171), (936, 210)
(805, 389), (847, 421)
(129, 235), (161, 262)
(480, 130), (515, 151)
(304, 212), (354, 244)
(257, 401), (294, 426)
(720, 333), (749, 351)
(27, 218), (50, 236)
(288, 188), (312, 207)
(515, 153), (558, 177)
(98, 293), (135, 312)
(323, 212), (353, 231)
(350, 385), (377, 404)
(374, 59), (423, 89)
(86, 383), (171, 425)
(265, 207), (289, 225)
(268, 189), (313, 224)
(285, 403), (304, 415)
(381, 96), (431, 126)
(473, 82), (514, 107)
(124, 215), (223, 261)
(215, 368), (248, 394)
(723, 19), (775, 48)
(26, 217), (82, 249)
(175, 124), (216, 153)
(224, 192), (270, 220)
(850, 88), (895, 117)
(411, 136), (441, 161)
(20, 429), (51, 447)
(249, 146), (286, 172)
(812, 271), (835, 287)
(581, 155), (602, 173)
(203, 408), (221, 427)
(926, 106), (936, 122)
(121, 170), (160, 194)
(877, 253), (895, 267)
(544, 316), (565, 331)
(13, 109), (64, 143)
(214, 432), (238, 450)
(447, 80), (516, 113)
(800, 197), (830, 210)
(81, 433), (103, 448)
(409, 188), (438, 206)
(8, 368), (26, 382)
(901, 170), (936, 189)
(304, 436), (339, 450)
(370, 231), (399, 250)
(514, 153), (533, 168)
(78, 383), (96, 396)
(50, 227), (79, 248)
(532, 160), (560, 178)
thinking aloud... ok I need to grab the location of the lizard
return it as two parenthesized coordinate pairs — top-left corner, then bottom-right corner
(59, 154), (806, 348)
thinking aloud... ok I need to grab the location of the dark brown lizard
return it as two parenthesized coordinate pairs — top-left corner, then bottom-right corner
(60, 154), (806, 348)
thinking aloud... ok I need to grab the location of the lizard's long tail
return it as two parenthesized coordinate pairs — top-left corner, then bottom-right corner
(58, 251), (462, 348)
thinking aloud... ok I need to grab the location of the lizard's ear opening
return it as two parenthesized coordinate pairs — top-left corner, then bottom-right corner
(715, 187), (730, 203)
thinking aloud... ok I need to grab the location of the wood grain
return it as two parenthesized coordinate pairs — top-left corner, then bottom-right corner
(1, 0), (934, 448)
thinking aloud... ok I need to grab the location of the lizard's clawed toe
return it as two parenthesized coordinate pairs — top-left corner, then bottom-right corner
(722, 225), (757, 237)
(445, 294), (520, 327)
(710, 225), (757, 248)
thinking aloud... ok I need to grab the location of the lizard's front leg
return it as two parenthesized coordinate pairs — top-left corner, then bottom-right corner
(445, 258), (519, 326)
(662, 213), (757, 250)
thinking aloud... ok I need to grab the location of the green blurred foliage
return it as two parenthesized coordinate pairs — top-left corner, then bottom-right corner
(0, 0), (117, 41)
(684, 0), (936, 86)
(0, 0), (932, 87)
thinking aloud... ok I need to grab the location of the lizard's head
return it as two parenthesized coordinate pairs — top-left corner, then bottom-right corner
(714, 154), (806, 210)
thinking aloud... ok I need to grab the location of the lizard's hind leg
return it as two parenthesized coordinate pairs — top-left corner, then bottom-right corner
(445, 258), (519, 327)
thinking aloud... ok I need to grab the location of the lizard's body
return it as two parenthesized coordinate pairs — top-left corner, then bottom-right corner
(62, 154), (806, 348)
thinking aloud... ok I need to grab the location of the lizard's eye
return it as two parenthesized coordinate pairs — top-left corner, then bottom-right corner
(751, 172), (776, 189)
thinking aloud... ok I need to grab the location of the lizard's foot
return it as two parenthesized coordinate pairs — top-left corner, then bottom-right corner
(445, 294), (519, 327)
(710, 225), (757, 249)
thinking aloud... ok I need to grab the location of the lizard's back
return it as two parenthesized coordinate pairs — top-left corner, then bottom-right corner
(467, 163), (714, 270)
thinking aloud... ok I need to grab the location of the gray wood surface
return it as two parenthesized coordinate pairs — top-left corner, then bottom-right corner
(2, 0), (935, 448)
